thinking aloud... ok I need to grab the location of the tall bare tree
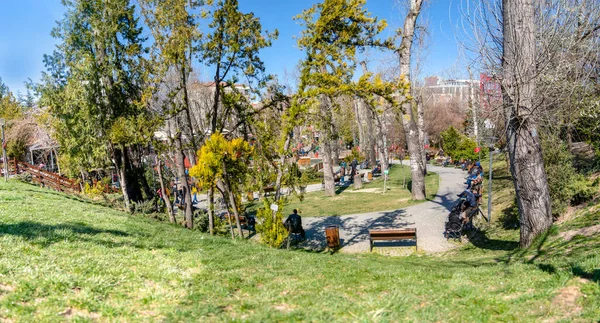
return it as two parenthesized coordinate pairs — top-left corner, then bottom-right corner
(502, 0), (552, 247)
(397, 0), (427, 200)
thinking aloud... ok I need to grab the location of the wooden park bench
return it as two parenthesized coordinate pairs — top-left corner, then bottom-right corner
(263, 186), (275, 196)
(298, 157), (311, 168)
(225, 214), (248, 227)
(368, 228), (417, 252)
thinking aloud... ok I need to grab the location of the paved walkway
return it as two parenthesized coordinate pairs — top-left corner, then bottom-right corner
(299, 165), (467, 255)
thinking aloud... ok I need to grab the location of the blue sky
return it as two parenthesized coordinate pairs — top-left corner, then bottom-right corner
(0, 0), (462, 95)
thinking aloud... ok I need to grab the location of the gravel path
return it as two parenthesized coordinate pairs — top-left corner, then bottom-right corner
(299, 165), (467, 255)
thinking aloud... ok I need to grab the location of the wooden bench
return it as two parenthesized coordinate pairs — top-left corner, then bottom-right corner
(263, 186), (275, 196)
(368, 228), (417, 252)
(298, 157), (311, 167)
(225, 214), (248, 226)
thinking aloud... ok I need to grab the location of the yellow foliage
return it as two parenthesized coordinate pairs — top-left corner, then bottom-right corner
(190, 133), (254, 191)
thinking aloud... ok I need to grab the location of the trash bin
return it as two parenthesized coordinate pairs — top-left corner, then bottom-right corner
(325, 226), (340, 249)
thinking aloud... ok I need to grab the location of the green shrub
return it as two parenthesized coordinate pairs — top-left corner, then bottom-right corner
(192, 209), (229, 235)
(343, 147), (364, 163)
(16, 171), (32, 183)
(569, 176), (596, 206)
(440, 126), (486, 161)
(255, 199), (288, 248)
(193, 209), (209, 232)
(6, 137), (27, 160)
(84, 181), (105, 197)
(300, 166), (322, 184)
(543, 136), (596, 218)
(133, 199), (156, 215)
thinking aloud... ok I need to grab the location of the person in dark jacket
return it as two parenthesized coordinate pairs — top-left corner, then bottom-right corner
(458, 190), (479, 225)
(284, 209), (306, 239)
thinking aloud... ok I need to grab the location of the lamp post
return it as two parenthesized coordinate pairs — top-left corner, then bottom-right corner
(486, 136), (497, 223)
(1, 118), (7, 182)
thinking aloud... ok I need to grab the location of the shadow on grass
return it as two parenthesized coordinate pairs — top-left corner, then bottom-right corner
(335, 185), (350, 195)
(0, 221), (130, 247)
(466, 227), (519, 251)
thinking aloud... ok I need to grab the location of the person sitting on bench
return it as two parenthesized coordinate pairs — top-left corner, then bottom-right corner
(465, 161), (483, 189)
(458, 190), (479, 225)
(284, 209), (306, 239)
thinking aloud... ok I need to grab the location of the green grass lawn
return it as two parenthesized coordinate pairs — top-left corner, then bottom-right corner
(282, 164), (439, 217)
(0, 180), (599, 322)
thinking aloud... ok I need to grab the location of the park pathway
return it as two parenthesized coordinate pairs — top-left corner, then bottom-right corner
(300, 165), (467, 254)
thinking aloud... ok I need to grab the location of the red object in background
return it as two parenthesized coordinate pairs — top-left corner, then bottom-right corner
(315, 152), (319, 158)
(474, 147), (481, 153)
(424, 144), (429, 149)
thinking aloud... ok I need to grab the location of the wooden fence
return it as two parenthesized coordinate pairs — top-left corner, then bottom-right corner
(1, 158), (81, 193)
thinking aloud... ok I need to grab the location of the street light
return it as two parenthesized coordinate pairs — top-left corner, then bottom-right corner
(485, 136), (497, 223)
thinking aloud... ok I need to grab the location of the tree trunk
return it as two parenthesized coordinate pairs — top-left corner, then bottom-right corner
(416, 99), (427, 175)
(211, 76), (221, 134)
(116, 146), (131, 211)
(398, 0), (426, 200)
(367, 117), (377, 168)
(274, 131), (292, 203)
(218, 175), (243, 239)
(174, 131), (194, 229)
(377, 116), (390, 174)
(180, 64), (198, 165)
(216, 183), (235, 239)
(359, 61), (378, 168)
(319, 95), (337, 197)
(208, 186), (215, 235)
(321, 138), (336, 197)
(332, 140), (340, 165)
(354, 99), (365, 150)
(503, 0), (552, 248)
(156, 158), (175, 223)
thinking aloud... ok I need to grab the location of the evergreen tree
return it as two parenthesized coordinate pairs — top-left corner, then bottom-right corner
(39, 0), (154, 211)
(295, 0), (393, 196)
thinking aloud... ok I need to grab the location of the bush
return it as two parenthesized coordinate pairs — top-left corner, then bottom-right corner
(255, 199), (288, 247)
(6, 137), (27, 160)
(343, 147), (364, 163)
(84, 181), (105, 197)
(192, 209), (229, 235)
(193, 209), (210, 232)
(569, 176), (596, 206)
(16, 171), (32, 183)
(300, 167), (322, 185)
(543, 137), (596, 218)
(440, 126), (486, 161)
(132, 199), (156, 215)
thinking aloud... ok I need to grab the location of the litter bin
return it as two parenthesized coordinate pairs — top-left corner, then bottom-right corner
(325, 226), (340, 249)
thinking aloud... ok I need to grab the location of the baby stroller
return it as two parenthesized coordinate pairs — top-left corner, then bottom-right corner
(444, 198), (465, 240)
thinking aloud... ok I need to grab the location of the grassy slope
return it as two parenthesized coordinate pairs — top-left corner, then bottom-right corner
(282, 164), (439, 216)
(0, 180), (599, 322)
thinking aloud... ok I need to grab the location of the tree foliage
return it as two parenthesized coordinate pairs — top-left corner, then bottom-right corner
(190, 132), (253, 189)
(255, 199), (288, 248)
(440, 126), (484, 161)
